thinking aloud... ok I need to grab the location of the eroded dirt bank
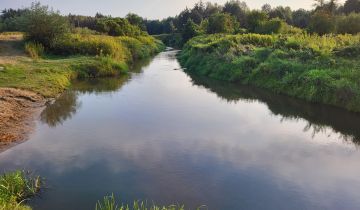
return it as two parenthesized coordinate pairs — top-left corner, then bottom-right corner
(0, 88), (45, 150)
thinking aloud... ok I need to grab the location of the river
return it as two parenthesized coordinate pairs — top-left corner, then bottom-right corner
(1, 49), (360, 210)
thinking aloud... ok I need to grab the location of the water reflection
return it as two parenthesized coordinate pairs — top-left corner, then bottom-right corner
(189, 73), (360, 145)
(40, 57), (153, 127)
(2, 50), (360, 210)
(40, 90), (80, 127)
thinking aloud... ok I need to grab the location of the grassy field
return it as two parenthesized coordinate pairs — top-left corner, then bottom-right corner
(179, 33), (360, 112)
(0, 33), (164, 97)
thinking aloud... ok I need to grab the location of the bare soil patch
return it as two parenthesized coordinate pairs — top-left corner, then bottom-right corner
(0, 88), (45, 150)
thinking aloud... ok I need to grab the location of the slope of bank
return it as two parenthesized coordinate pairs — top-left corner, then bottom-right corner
(179, 33), (360, 112)
(0, 88), (45, 150)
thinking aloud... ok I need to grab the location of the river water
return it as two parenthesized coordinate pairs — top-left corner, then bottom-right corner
(1, 50), (360, 210)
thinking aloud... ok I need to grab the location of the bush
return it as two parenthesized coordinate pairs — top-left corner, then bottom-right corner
(20, 2), (70, 47)
(24, 42), (44, 59)
(255, 18), (284, 34)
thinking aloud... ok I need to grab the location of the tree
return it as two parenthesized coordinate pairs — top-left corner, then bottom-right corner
(269, 6), (293, 24)
(21, 2), (70, 47)
(203, 2), (223, 18)
(325, 0), (339, 14)
(292, 9), (311, 28)
(344, 0), (360, 14)
(207, 13), (238, 34)
(96, 17), (143, 36)
(336, 13), (360, 34)
(308, 11), (335, 34)
(182, 20), (200, 41)
(223, 0), (248, 26)
(246, 11), (268, 32)
(313, 0), (326, 9)
(126, 13), (146, 31)
(261, 4), (272, 14)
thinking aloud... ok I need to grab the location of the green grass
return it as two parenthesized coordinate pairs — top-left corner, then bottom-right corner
(0, 170), (42, 210)
(96, 195), (204, 210)
(179, 33), (360, 112)
(0, 33), (164, 97)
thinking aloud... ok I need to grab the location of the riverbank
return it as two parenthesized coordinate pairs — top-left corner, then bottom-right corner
(0, 88), (45, 150)
(0, 32), (164, 149)
(179, 33), (360, 112)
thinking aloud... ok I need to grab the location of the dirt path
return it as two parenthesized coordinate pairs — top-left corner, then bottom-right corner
(0, 88), (45, 150)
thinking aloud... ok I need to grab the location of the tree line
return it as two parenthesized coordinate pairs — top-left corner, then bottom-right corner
(1, 0), (359, 42)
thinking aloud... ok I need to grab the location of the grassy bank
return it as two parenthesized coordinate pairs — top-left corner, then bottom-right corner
(0, 170), (41, 210)
(179, 33), (360, 112)
(0, 33), (164, 97)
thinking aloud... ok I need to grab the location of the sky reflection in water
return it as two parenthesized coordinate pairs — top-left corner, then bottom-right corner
(0, 50), (360, 210)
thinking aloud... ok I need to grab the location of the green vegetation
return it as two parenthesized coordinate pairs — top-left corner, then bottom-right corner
(0, 2), (164, 97)
(96, 195), (200, 210)
(0, 170), (41, 210)
(140, 0), (360, 47)
(179, 33), (360, 112)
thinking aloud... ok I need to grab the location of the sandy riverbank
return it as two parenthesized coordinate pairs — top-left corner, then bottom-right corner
(0, 88), (45, 150)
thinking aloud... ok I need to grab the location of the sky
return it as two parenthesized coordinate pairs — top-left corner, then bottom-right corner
(1, 0), (347, 19)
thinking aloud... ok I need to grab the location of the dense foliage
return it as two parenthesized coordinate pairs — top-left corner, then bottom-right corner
(179, 33), (360, 112)
(140, 0), (360, 46)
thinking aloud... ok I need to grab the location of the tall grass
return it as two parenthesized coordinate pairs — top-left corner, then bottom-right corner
(50, 34), (164, 64)
(24, 42), (44, 59)
(0, 170), (42, 210)
(95, 195), (204, 210)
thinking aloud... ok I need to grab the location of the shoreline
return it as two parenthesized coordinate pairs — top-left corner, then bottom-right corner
(0, 88), (46, 151)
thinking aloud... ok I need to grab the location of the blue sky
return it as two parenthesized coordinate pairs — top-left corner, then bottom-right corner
(1, 0), (346, 19)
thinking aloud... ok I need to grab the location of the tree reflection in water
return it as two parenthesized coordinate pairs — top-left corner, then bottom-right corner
(188, 73), (360, 145)
(39, 57), (153, 128)
(40, 90), (80, 127)
(40, 76), (130, 127)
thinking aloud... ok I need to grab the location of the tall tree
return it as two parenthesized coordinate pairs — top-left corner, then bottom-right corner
(223, 0), (249, 26)
(344, 0), (360, 14)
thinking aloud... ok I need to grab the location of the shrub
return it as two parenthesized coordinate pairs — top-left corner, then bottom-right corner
(19, 2), (70, 47)
(24, 42), (44, 59)
(255, 18), (284, 34)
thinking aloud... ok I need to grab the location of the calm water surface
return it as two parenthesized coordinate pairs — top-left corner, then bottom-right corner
(1, 50), (360, 210)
